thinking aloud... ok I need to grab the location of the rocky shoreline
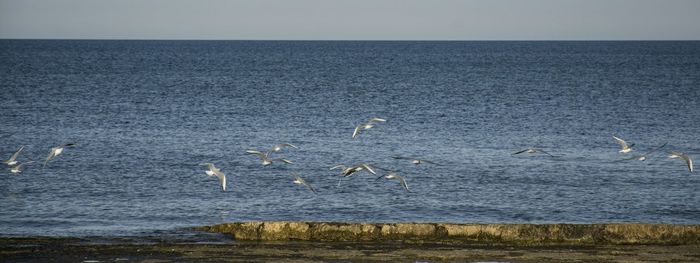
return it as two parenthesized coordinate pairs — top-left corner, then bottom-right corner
(197, 221), (700, 245)
(2, 222), (700, 262)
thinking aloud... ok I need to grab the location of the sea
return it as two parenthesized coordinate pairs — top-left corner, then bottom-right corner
(0, 40), (699, 237)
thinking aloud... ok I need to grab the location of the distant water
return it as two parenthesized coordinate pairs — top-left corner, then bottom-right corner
(1, 40), (699, 237)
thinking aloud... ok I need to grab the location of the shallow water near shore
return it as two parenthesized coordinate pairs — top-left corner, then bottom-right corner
(1, 40), (699, 237)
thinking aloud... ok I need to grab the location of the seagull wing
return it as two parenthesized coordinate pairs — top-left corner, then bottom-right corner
(392, 156), (414, 160)
(669, 151), (683, 158)
(215, 171), (226, 191)
(8, 146), (25, 162)
(303, 180), (317, 194)
(330, 164), (347, 171)
(396, 175), (410, 192)
(369, 118), (387, 123)
(512, 149), (529, 155)
(681, 154), (694, 172)
(200, 163), (215, 171)
(536, 149), (555, 157)
(279, 143), (298, 149)
(352, 125), (362, 138)
(360, 163), (376, 175)
(271, 143), (298, 152)
(617, 155), (642, 161)
(613, 136), (629, 150)
(43, 148), (56, 167)
(245, 150), (265, 155)
(271, 158), (293, 164)
(294, 175), (316, 193)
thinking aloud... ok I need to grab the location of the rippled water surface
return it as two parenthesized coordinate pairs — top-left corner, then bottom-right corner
(1, 40), (699, 236)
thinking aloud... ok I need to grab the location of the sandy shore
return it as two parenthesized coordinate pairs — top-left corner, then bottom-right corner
(3, 222), (700, 262)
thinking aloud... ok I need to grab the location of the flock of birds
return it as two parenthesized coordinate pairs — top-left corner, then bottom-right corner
(510, 136), (693, 171)
(196, 118), (694, 193)
(2, 143), (76, 173)
(2, 118), (695, 194)
(197, 117), (419, 193)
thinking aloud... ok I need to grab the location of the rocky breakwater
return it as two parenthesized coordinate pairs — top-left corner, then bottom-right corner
(195, 222), (700, 245)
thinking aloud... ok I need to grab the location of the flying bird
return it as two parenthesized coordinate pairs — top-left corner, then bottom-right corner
(668, 151), (694, 172)
(270, 143), (297, 153)
(331, 163), (378, 186)
(392, 156), (442, 166)
(352, 117), (387, 139)
(330, 163), (377, 177)
(512, 148), (554, 157)
(43, 144), (76, 167)
(245, 150), (293, 166)
(292, 174), (317, 194)
(4, 146), (25, 166)
(200, 163), (227, 191)
(613, 136), (634, 153)
(10, 161), (34, 174)
(621, 142), (667, 161)
(376, 172), (410, 192)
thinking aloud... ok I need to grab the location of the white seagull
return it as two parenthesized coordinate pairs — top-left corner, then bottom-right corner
(10, 161), (34, 174)
(245, 150), (293, 166)
(330, 163), (378, 186)
(44, 143), (76, 167)
(668, 151), (694, 172)
(352, 117), (387, 139)
(613, 136), (634, 153)
(330, 163), (377, 177)
(270, 143), (298, 153)
(376, 172), (410, 192)
(4, 146), (25, 166)
(512, 148), (554, 157)
(392, 156), (442, 166)
(200, 163), (227, 191)
(292, 174), (317, 194)
(621, 142), (667, 161)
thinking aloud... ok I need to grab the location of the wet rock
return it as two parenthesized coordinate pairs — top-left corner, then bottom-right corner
(197, 222), (700, 245)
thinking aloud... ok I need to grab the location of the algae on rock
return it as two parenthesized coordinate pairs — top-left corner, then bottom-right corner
(197, 221), (700, 245)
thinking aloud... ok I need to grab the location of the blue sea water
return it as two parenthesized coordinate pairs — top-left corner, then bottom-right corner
(0, 40), (699, 237)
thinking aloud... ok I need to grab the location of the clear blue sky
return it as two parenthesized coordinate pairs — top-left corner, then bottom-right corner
(1, 0), (699, 40)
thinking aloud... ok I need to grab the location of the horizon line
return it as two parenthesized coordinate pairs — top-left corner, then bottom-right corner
(2, 38), (700, 42)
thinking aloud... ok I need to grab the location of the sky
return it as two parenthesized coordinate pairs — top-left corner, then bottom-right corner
(1, 0), (699, 40)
